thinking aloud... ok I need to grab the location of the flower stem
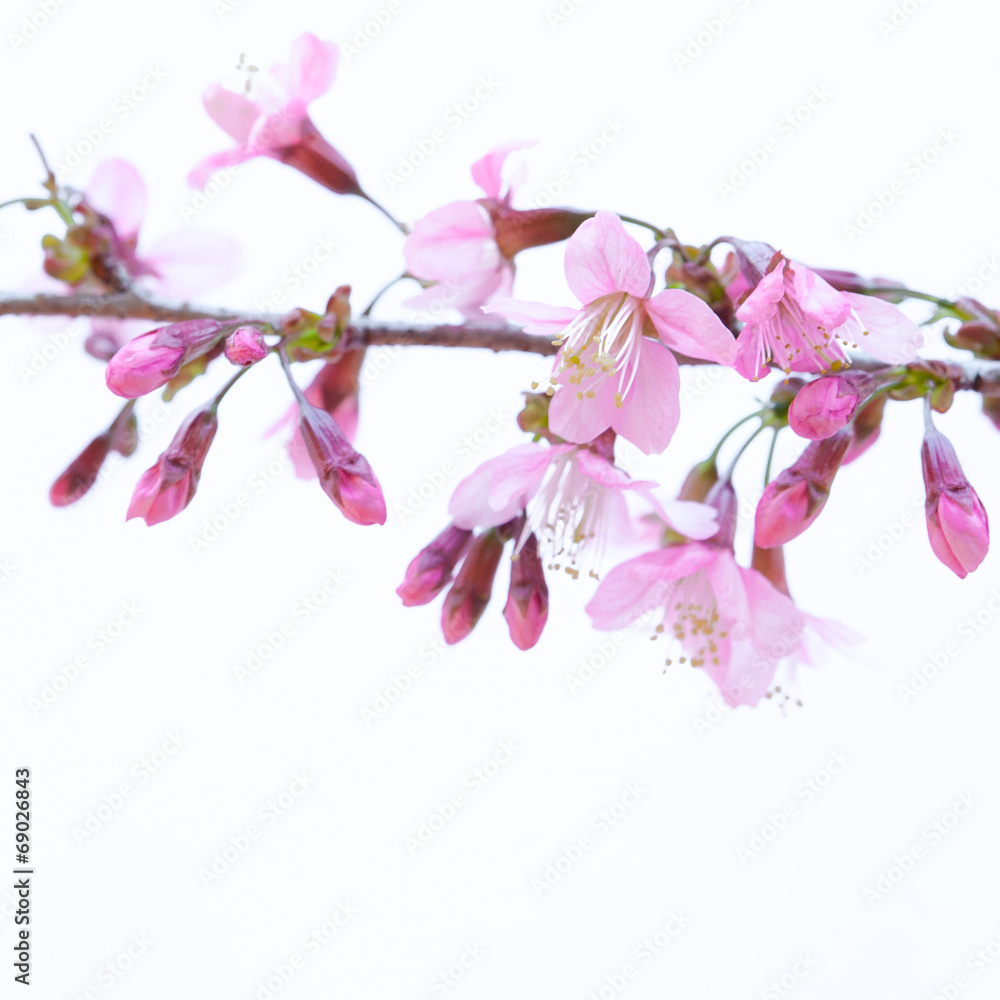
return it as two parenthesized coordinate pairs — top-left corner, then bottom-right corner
(708, 411), (764, 464)
(763, 426), (780, 486)
(361, 272), (409, 318)
(616, 214), (666, 240)
(363, 194), (409, 236)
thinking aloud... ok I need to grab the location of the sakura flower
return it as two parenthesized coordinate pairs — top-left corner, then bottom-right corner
(922, 404), (989, 578)
(487, 211), (739, 454)
(586, 540), (805, 707)
(127, 405), (219, 526)
(81, 159), (241, 359)
(188, 33), (364, 199)
(404, 142), (589, 320)
(728, 239), (923, 380)
(447, 437), (719, 579)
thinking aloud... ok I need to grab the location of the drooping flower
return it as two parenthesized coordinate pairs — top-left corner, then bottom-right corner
(754, 429), (852, 547)
(447, 437), (719, 578)
(188, 33), (364, 199)
(921, 407), (989, 578)
(224, 326), (268, 366)
(297, 395), (386, 526)
(586, 540), (805, 707)
(404, 142), (590, 320)
(728, 239), (923, 381)
(127, 405), (219, 525)
(105, 319), (226, 398)
(487, 211), (739, 454)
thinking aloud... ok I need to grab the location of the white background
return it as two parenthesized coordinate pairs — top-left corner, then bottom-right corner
(3, 0), (1000, 997)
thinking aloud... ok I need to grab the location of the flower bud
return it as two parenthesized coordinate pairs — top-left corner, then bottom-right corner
(921, 422), (989, 578)
(50, 434), (111, 507)
(397, 525), (474, 607)
(788, 372), (880, 440)
(298, 400), (386, 525)
(127, 405), (219, 525)
(755, 428), (852, 547)
(441, 529), (505, 645)
(224, 326), (267, 366)
(106, 320), (225, 398)
(503, 532), (549, 650)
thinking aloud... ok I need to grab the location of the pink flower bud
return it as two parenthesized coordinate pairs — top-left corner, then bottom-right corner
(704, 476), (738, 549)
(50, 434), (111, 507)
(789, 373), (879, 440)
(503, 532), (549, 650)
(106, 320), (224, 398)
(843, 393), (887, 464)
(751, 542), (790, 597)
(755, 428), (852, 547)
(224, 326), (267, 366)
(298, 401), (386, 526)
(397, 525), (474, 607)
(488, 205), (592, 260)
(127, 406), (219, 525)
(441, 529), (505, 645)
(922, 423), (989, 578)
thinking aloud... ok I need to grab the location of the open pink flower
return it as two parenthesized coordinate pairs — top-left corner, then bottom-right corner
(404, 143), (589, 321)
(76, 159), (241, 360)
(586, 542), (805, 706)
(188, 33), (363, 197)
(486, 212), (739, 454)
(447, 438), (719, 578)
(729, 239), (923, 380)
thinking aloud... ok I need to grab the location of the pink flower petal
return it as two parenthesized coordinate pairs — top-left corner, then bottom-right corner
(483, 298), (577, 335)
(470, 140), (537, 199)
(187, 147), (255, 189)
(645, 288), (738, 365)
(87, 159), (147, 241)
(841, 292), (924, 364)
(404, 201), (497, 279)
(585, 544), (717, 630)
(142, 229), (242, 298)
(564, 211), (651, 304)
(449, 443), (565, 528)
(202, 84), (261, 144)
(548, 352), (620, 446)
(656, 498), (719, 541)
(734, 263), (787, 325)
(787, 262), (852, 329)
(405, 265), (512, 322)
(272, 33), (338, 105)
(609, 337), (680, 455)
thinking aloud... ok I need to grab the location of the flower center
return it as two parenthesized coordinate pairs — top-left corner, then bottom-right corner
(552, 292), (645, 408)
(519, 451), (607, 580)
(649, 568), (728, 669)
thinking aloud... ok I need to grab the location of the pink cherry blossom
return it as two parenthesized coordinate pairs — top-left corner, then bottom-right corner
(729, 239), (923, 380)
(447, 438), (719, 579)
(585, 542), (805, 707)
(486, 211), (739, 454)
(404, 143), (589, 321)
(80, 159), (240, 359)
(127, 406), (218, 526)
(922, 411), (989, 578)
(188, 33), (362, 197)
